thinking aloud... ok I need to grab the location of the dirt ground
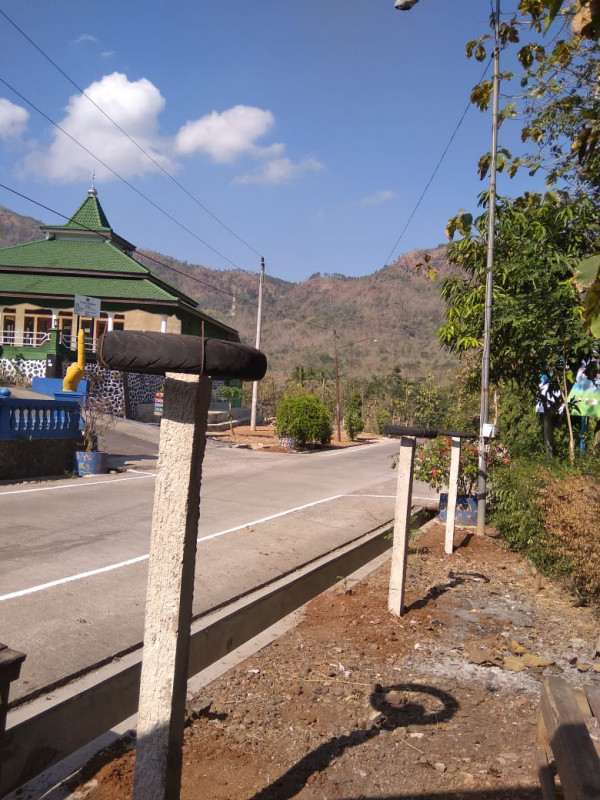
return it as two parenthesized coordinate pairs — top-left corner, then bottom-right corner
(69, 520), (600, 800)
(209, 424), (383, 452)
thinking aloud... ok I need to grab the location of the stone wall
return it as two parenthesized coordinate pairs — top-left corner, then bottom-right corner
(124, 373), (164, 419)
(0, 357), (46, 384)
(0, 437), (79, 481)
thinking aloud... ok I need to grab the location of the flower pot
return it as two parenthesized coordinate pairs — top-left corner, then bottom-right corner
(438, 493), (477, 526)
(74, 450), (108, 477)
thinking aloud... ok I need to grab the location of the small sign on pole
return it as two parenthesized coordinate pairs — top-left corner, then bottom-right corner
(73, 295), (101, 319)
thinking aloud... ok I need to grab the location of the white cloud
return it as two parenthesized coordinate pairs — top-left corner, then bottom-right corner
(360, 190), (395, 206)
(17, 74), (322, 187)
(175, 105), (275, 163)
(21, 73), (172, 182)
(0, 98), (28, 139)
(101, 51), (116, 59)
(235, 156), (324, 185)
(73, 33), (99, 44)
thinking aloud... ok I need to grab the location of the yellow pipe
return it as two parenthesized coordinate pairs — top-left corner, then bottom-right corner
(63, 328), (86, 391)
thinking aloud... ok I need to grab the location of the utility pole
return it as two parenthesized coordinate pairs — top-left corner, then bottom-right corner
(477, 0), (500, 534)
(334, 330), (341, 443)
(250, 257), (265, 430)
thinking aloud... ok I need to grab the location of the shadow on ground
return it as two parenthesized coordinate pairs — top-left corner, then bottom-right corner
(249, 683), (468, 800)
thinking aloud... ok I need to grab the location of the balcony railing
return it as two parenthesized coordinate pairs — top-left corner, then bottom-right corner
(0, 397), (81, 440)
(0, 331), (97, 351)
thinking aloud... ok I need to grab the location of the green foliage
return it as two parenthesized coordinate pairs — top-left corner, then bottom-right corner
(276, 394), (332, 446)
(413, 437), (482, 495)
(491, 455), (600, 599)
(490, 461), (559, 573)
(466, 1), (600, 195)
(497, 381), (548, 459)
(375, 408), (392, 435)
(344, 391), (365, 441)
(214, 384), (243, 434)
(440, 194), (598, 394)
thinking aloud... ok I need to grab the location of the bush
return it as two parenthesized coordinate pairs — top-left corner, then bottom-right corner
(344, 391), (365, 441)
(276, 394), (332, 446)
(491, 456), (600, 600)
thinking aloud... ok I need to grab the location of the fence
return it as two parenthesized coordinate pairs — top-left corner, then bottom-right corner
(0, 397), (81, 440)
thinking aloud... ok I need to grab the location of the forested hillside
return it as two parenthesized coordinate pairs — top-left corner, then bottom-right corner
(136, 247), (457, 380)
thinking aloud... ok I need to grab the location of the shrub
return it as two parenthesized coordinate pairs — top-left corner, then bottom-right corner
(276, 394), (332, 446)
(375, 408), (392, 435)
(344, 391), (365, 441)
(491, 456), (600, 600)
(412, 436), (507, 495)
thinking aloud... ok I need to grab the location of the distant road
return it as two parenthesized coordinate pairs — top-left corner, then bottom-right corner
(0, 434), (436, 701)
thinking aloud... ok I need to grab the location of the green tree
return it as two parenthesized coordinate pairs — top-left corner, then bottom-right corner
(441, 192), (598, 459)
(344, 391), (365, 441)
(465, 0), (600, 336)
(214, 384), (243, 436)
(276, 394), (332, 446)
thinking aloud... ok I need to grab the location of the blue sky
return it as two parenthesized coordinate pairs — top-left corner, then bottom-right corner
(0, 1), (544, 282)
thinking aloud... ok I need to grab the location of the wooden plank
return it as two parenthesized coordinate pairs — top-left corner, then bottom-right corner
(541, 676), (600, 800)
(536, 745), (557, 800)
(585, 684), (600, 723)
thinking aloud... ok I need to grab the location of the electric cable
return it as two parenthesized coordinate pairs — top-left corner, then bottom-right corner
(381, 59), (492, 268)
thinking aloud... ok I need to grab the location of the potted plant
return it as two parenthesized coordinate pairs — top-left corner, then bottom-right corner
(413, 437), (479, 525)
(412, 436), (508, 525)
(74, 389), (115, 476)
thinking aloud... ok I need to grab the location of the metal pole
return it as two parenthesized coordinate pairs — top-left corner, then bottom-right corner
(250, 257), (265, 430)
(334, 330), (341, 443)
(477, 0), (500, 535)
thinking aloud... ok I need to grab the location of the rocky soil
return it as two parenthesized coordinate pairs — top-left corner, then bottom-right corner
(70, 521), (600, 800)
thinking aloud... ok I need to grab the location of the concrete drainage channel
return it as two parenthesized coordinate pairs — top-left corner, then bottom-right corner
(2, 508), (434, 800)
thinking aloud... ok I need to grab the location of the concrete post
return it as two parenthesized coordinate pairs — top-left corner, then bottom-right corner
(388, 436), (416, 616)
(132, 372), (212, 800)
(445, 436), (461, 555)
(0, 643), (26, 789)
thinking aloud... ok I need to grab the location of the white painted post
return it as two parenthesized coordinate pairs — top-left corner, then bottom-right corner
(132, 372), (212, 800)
(388, 436), (416, 617)
(444, 436), (461, 555)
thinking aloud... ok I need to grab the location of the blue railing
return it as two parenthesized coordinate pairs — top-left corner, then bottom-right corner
(0, 398), (81, 440)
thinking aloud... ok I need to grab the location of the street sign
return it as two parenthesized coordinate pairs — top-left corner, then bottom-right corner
(73, 295), (101, 319)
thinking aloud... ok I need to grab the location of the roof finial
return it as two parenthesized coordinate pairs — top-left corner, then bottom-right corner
(88, 171), (97, 197)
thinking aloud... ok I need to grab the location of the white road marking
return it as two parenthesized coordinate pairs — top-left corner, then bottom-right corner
(0, 491), (397, 602)
(0, 474), (155, 496)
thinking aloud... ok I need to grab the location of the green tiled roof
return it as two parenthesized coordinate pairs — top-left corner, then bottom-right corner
(64, 192), (111, 231)
(0, 273), (181, 303)
(0, 239), (149, 274)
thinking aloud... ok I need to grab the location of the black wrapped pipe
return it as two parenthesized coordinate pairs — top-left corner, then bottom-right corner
(384, 424), (478, 439)
(98, 331), (267, 381)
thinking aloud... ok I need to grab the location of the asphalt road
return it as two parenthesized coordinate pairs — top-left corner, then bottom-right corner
(0, 423), (436, 702)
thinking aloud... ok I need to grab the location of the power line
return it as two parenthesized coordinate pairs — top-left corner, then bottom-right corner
(0, 8), (264, 260)
(0, 76), (251, 271)
(382, 59), (492, 268)
(0, 183), (335, 334)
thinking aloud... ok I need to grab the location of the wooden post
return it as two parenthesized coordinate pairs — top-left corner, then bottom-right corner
(444, 436), (461, 555)
(132, 373), (212, 800)
(388, 436), (416, 616)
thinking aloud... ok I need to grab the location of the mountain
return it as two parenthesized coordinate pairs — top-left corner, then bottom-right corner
(136, 246), (457, 381)
(0, 203), (456, 380)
